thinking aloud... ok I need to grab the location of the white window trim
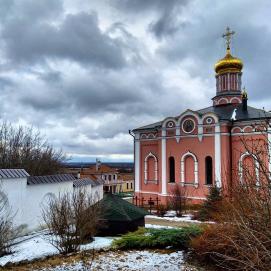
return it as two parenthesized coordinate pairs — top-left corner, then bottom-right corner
(238, 152), (260, 186)
(180, 151), (199, 188)
(144, 152), (158, 184)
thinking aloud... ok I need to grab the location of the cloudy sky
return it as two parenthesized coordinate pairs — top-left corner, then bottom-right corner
(0, 0), (271, 162)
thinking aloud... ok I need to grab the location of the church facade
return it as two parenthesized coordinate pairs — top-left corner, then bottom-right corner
(132, 28), (271, 203)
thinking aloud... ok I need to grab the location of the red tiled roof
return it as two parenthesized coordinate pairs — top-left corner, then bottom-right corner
(81, 164), (118, 174)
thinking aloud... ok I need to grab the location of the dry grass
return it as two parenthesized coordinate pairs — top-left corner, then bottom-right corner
(0, 249), (96, 271)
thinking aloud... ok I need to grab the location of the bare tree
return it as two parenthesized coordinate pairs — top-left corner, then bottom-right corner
(0, 121), (66, 175)
(0, 187), (17, 256)
(42, 189), (101, 255)
(192, 122), (271, 270)
(168, 185), (188, 217)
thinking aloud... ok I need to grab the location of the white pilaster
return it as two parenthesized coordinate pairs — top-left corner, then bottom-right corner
(135, 133), (140, 192)
(194, 161), (199, 187)
(176, 127), (180, 143)
(198, 124), (203, 142)
(215, 124), (222, 187)
(161, 129), (167, 195)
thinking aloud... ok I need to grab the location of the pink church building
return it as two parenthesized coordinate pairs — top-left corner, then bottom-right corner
(132, 28), (271, 204)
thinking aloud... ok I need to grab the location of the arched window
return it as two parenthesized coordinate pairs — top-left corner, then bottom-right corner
(239, 152), (259, 186)
(144, 152), (158, 184)
(181, 152), (199, 187)
(185, 156), (194, 182)
(205, 156), (213, 185)
(169, 156), (175, 183)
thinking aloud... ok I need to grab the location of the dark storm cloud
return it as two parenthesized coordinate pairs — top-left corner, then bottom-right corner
(18, 65), (169, 122)
(38, 71), (62, 84)
(0, 0), (63, 23)
(155, 1), (271, 101)
(149, 14), (186, 39)
(0, 0), (271, 159)
(148, 1), (189, 39)
(0, 76), (14, 89)
(1, 10), (126, 69)
(111, 0), (190, 39)
(111, 0), (180, 13)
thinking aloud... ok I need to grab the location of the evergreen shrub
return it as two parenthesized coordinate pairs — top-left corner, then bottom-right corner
(112, 226), (203, 250)
(196, 186), (222, 221)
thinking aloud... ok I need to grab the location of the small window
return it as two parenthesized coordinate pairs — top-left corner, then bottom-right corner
(113, 175), (116, 180)
(109, 175), (111, 181)
(131, 182), (133, 189)
(127, 183), (129, 189)
(205, 156), (213, 185)
(104, 175), (107, 180)
(169, 156), (175, 182)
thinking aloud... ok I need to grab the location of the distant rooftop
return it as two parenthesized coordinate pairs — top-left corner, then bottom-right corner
(0, 169), (30, 179)
(73, 178), (103, 188)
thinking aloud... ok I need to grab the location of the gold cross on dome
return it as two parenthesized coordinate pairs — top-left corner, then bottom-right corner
(222, 26), (235, 50)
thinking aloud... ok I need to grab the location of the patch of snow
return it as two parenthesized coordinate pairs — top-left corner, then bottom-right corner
(81, 237), (114, 250)
(39, 250), (185, 271)
(165, 210), (177, 217)
(0, 234), (58, 266)
(145, 224), (176, 229)
(146, 214), (214, 224)
(0, 232), (115, 267)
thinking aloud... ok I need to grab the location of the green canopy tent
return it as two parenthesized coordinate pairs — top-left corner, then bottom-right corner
(98, 193), (149, 235)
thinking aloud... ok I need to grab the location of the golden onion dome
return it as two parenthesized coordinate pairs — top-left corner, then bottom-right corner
(215, 48), (243, 74)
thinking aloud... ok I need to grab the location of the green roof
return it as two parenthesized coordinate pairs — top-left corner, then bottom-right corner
(101, 193), (149, 222)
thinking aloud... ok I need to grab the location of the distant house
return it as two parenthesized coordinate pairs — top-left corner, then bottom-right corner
(118, 173), (134, 193)
(0, 169), (103, 231)
(99, 193), (148, 236)
(79, 160), (134, 194)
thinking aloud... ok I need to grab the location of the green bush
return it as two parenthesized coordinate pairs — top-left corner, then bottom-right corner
(112, 226), (203, 250)
(197, 186), (222, 221)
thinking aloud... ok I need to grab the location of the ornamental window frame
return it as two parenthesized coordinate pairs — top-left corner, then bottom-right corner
(167, 121), (174, 128)
(182, 118), (196, 134)
(144, 152), (158, 184)
(206, 117), (213, 124)
(238, 152), (260, 186)
(180, 151), (199, 188)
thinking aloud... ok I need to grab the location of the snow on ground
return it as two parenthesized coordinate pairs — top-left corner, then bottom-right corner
(0, 211), (205, 268)
(0, 233), (58, 266)
(146, 212), (214, 224)
(146, 214), (201, 223)
(0, 232), (114, 267)
(39, 250), (185, 271)
(81, 236), (115, 250)
(145, 224), (176, 229)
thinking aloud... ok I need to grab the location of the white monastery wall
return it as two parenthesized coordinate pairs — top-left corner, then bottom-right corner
(91, 184), (104, 202)
(23, 181), (74, 229)
(0, 177), (27, 228)
(1, 177), (103, 232)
